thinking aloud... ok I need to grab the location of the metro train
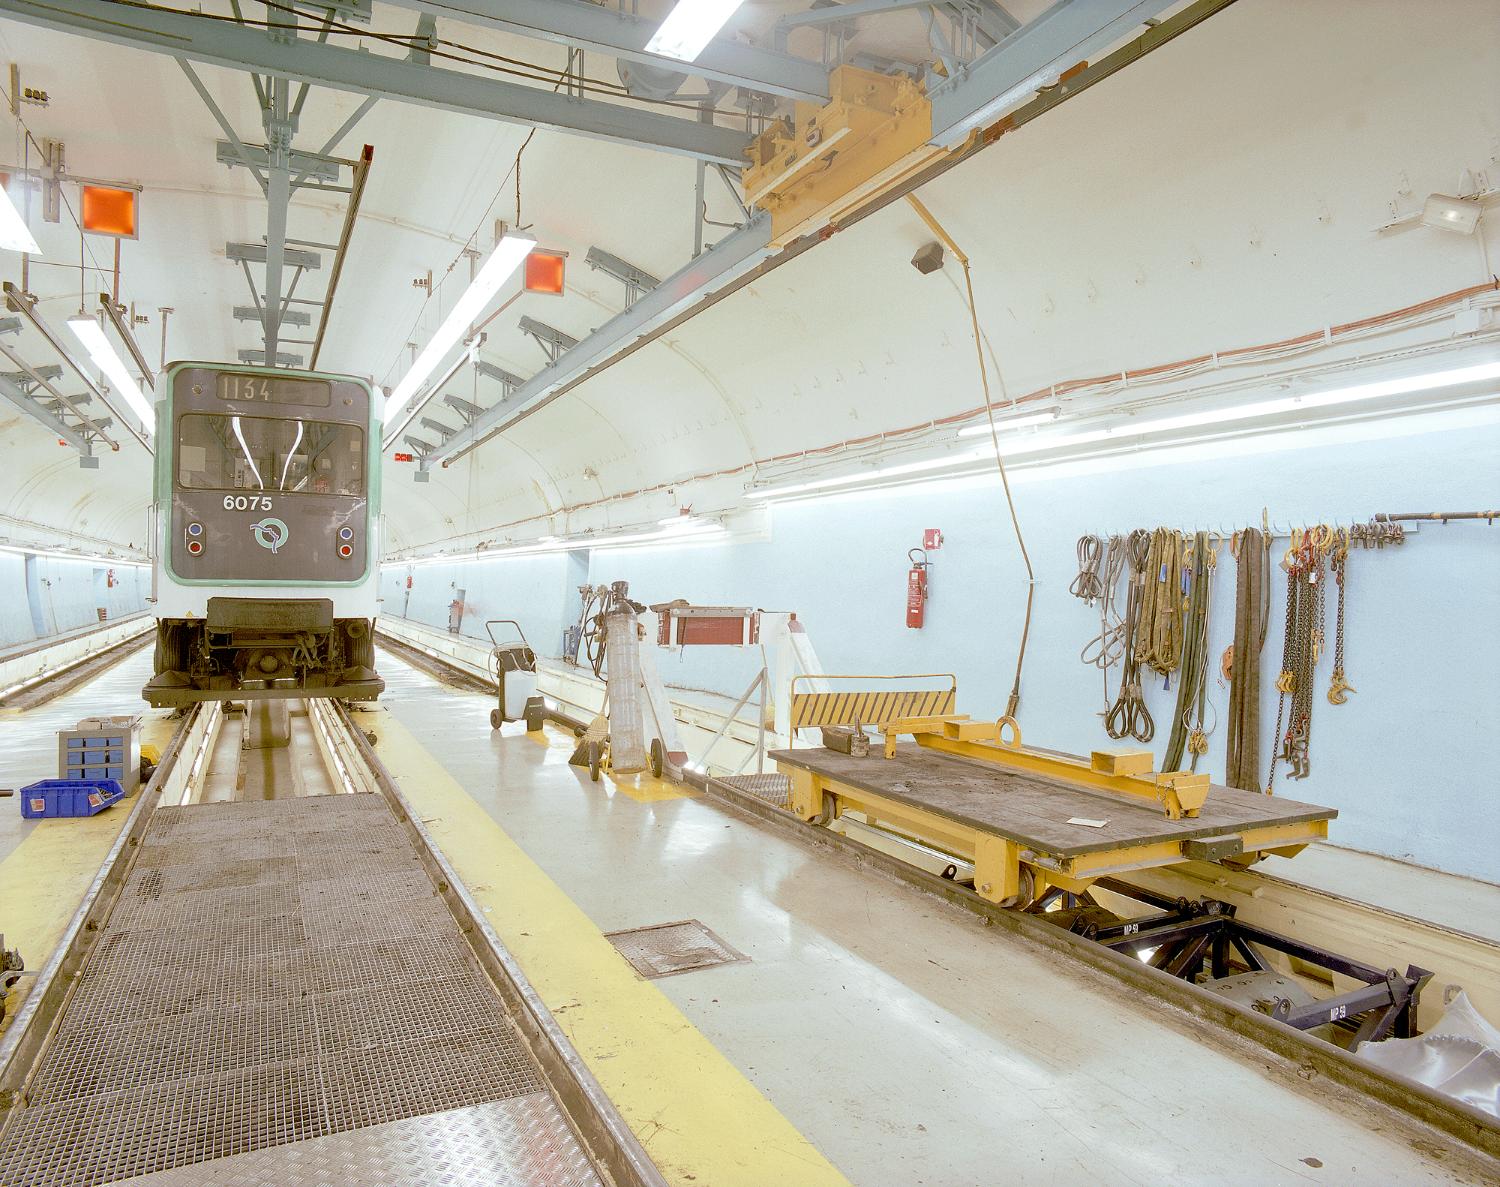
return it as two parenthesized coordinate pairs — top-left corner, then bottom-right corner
(143, 361), (384, 707)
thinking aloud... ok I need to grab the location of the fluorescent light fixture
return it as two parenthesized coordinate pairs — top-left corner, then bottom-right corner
(0, 182), (41, 254)
(751, 361), (1500, 499)
(386, 519), (725, 566)
(645, 0), (745, 62)
(747, 448), (993, 500)
(1421, 193), (1481, 235)
(1002, 360), (1500, 454)
(384, 233), (535, 426)
(0, 541), (149, 566)
(957, 406), (1061, 437)
(66, 315), (155, 433)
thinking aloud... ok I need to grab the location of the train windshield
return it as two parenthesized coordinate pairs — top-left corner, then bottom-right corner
(175, 414), (365, 495)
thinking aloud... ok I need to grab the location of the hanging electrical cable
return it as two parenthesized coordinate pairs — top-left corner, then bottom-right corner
(905, 194), (1035, 723)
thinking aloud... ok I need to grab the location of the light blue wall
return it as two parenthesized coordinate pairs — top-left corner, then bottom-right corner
(381, 552), (574, 657)
(0, 553), (149, 651)
(390, 414), (1500, 881)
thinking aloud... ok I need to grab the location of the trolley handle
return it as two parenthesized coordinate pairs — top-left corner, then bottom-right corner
(484, 619), (531, 649)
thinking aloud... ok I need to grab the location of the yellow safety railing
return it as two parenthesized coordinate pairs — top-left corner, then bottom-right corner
(789, 673), (957, 731)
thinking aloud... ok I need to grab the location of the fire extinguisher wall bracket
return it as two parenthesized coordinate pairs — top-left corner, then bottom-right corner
(906, 547), (929, 629)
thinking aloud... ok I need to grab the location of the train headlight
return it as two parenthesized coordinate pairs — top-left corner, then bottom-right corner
(187, 522), (203, 537)
(338, 527), (353, 541)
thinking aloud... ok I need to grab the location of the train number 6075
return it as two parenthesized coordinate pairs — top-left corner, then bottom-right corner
(223, 495), (274, 511)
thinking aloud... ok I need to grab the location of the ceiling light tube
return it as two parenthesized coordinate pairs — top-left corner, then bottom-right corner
(1000, 360), (1500, 456)
(0, 182), (41, 254)
(383, 342), (473, 450)
(752, 361), (1500, 501)
(66, 315), (156, 433)
(384, 233), (536, 427)
(747, 448), (993, 500)
(0, 541), (148, 565)
(386, 520), (725, 566)
(956, 406), (1061, 437)
(645, 0), (746, 62)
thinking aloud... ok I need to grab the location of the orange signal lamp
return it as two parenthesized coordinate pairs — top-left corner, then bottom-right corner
(81, 185), (138, 238)
(524, 249), (567, 296)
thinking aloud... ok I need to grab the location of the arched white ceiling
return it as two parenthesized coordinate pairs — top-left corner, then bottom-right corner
(0, 0), (1495, 557)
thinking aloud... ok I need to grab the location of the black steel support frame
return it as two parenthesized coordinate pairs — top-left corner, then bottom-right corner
(1072, 878), (1432, 1047)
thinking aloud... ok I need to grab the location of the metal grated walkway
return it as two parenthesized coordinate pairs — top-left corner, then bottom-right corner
(713, 772), (791, 809)
(0, 794), (601, 1187)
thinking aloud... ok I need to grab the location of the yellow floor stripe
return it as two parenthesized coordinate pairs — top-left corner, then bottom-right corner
(0, 714), (176, 1032)
(363, 711), (850, 1187)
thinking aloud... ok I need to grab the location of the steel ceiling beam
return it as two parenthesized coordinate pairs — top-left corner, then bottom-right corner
(386, 0), (830, 103)
(428, 212), (774, 467)
(0, 373), (93, 459)
(0, 0), (750, 165)
(927, 0), (1176, 145)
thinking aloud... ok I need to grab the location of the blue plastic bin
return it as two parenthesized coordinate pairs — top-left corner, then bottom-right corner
(20, 779), (126, 819)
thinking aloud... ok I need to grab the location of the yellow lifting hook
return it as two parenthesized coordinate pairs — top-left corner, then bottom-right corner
(1327, 670), (1356, 705)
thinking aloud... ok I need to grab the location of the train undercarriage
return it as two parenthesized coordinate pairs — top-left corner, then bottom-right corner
(143, 597), (383, 707)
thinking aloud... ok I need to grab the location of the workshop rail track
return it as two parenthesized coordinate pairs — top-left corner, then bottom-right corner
(0, 695), (667, 1187)
(381, 630), (1498, 1177)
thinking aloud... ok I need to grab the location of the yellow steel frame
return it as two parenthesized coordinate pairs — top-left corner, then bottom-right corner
(783, 765), (1329, 907)
(788, 672), (957, 731)
(883, 714), (1210, 821)
(743, 65), (945, 246)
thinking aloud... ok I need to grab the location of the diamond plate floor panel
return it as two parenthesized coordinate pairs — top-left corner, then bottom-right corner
(0, 794), (597, 1187)
(102, 1095), (602, 1187)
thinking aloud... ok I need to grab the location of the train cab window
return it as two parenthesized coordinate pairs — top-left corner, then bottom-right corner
(176, 414), (365, 495)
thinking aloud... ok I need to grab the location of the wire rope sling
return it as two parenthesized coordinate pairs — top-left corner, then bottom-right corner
(1103, 529), (1155, 743)
(1072, 534), (1128, 712)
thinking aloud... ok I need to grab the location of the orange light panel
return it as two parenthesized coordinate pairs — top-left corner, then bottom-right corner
(524, 250), (566, 296)
(81, 185), (137, 238)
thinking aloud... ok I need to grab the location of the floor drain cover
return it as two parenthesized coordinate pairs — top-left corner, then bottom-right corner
(605, 920), (747, 979)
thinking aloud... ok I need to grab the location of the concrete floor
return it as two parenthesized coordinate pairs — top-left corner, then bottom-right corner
(373, 650), (1487, 1187)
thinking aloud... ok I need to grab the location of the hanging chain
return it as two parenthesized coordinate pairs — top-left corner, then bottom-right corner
(1328, 533), (1355, 704)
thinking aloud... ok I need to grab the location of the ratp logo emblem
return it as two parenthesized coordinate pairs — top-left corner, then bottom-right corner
(251, 517), (290, 553)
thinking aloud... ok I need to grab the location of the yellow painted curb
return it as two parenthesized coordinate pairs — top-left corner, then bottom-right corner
(363, 709), (850, 1187)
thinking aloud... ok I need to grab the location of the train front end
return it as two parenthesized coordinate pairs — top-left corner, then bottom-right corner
(144, 362), (384, 707)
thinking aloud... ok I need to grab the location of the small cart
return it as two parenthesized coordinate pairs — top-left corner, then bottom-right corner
(485, 620), (546, 732)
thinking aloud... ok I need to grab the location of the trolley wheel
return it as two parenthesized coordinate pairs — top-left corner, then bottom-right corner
(489, 708), (502, 730)
(524, 701), (544, 732)
(648, 738), (665, 779)
(588, 742), (603, 783)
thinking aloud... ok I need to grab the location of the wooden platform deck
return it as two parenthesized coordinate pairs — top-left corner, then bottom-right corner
(770, 744), (1337, 859)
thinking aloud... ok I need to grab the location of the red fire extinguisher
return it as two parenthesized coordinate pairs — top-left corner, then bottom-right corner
(906, 548), (929, 629)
